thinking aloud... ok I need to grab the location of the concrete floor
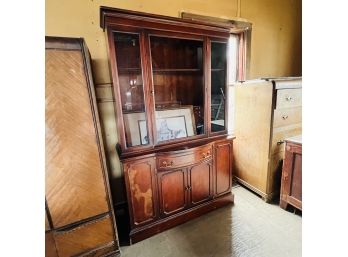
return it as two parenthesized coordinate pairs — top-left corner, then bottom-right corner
(120, 185), (302, 257)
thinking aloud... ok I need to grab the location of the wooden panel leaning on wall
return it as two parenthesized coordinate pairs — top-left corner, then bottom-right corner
(45, 37), (120, 257)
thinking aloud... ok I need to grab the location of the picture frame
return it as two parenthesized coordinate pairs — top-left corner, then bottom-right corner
(123, 105), (196, 146)
(155, 105), (196, 142)
(123, 111), (146, 146)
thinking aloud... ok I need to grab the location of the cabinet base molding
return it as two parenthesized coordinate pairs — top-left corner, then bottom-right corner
(130, 192), (234, 244)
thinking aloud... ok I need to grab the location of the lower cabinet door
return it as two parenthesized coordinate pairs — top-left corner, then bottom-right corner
(215, 141), (232, 196)
(158, 169), (188, 217)
(124, 158), (158, 227)
(189, 160), (213, 206)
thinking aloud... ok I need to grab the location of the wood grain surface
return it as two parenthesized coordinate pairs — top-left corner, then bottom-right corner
(45, 49), (109, 228)
(54, 216), (114, 257)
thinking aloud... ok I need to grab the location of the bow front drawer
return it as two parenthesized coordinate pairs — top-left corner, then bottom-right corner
(157, 144), (212, 170)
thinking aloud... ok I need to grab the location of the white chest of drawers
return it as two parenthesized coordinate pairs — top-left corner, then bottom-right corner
(233, 78), (302, 202)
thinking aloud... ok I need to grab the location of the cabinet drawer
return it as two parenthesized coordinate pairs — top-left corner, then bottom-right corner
(157, 144), (212, 170)
(273, 107), (302, 128)
(271, 126), (302, 154)
(54, 215), (114, 257)
(276, 88), (302, 109)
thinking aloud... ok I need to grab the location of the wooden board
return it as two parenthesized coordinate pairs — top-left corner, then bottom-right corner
(45, 49), (109, 228)
(233, 82), (273, 192)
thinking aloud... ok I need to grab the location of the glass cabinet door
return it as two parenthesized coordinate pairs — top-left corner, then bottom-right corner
(113, 32), (150, 147)
(210, 41), (227, 133)
(149, 36), (205, 144)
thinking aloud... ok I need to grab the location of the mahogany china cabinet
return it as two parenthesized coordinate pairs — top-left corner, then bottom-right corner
(100, 7), (235, 243)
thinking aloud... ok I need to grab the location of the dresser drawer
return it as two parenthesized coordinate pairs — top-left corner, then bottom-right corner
(271, 126), (302, 154)
(276, 88), (302, 109)
(157, 144), (212, 170)
(273, 107), (302, 128)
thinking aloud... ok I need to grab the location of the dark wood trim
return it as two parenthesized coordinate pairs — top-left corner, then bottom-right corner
(76, 241), (120, 257)
(100, 7), (231, 37)
(45, 36), (82, 50)
(129, 192), (234, 244)
(107, 28), (127, 153)
(54, 212), (111, 232)
(45, 198), (54, 231)
(147, 29), (204, 41)
(119, 134), (235, 159)
(205, 37), (211, 138)
(140, 30), (156, 148)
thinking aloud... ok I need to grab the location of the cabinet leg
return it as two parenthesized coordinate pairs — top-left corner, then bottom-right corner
(279, 200), (288, 210)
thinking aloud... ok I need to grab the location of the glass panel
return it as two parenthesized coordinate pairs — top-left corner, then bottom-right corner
(150, 36), (204, 143)
(114, 32), (149, 147)
(211, 42), (227, 132)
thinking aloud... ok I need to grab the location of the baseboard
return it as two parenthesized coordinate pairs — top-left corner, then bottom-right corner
(234, 177), (280, 203)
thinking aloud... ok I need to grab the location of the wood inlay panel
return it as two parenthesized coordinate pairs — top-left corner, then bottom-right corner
(45, 50), (109, 228)
(127, 161), (156, 225)
(54, 216), (114, 257)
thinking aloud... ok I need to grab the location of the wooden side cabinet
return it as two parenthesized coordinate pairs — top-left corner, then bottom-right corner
(280, 135), (302, 211)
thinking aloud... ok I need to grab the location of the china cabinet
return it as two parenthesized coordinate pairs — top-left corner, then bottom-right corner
(100, 7), (235, 243)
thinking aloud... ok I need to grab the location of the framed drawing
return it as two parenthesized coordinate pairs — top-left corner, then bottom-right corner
(123, 105), (196, 145)
(155, 105), (196, 143)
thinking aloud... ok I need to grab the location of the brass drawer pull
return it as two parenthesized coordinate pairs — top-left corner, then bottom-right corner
(202, 151), (211, 159)
(161, 160), (174, 168)
(282, 115), (288, 120)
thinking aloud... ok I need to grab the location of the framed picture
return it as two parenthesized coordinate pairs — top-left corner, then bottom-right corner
(123, 105), (196, 145)
(155, 105), (196, 142)
(123, 111), (147, 146)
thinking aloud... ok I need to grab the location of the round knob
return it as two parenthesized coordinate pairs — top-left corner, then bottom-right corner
(285, 96), (293, 101)
(282, 115), (288, 120)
